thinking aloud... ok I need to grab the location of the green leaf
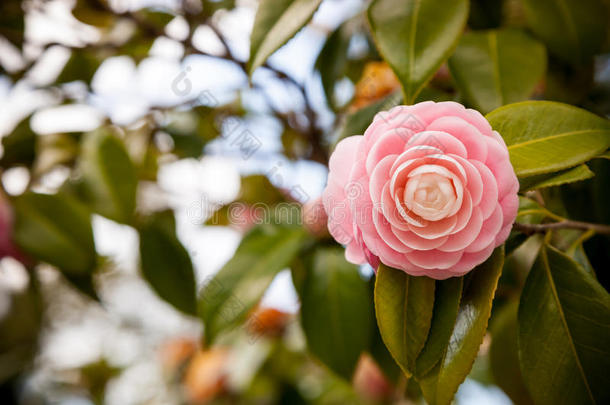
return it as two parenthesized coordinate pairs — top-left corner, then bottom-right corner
(415, 277), (463, 377)
(79, 129), (137, 224)
(248, 0), (323, 75)
(418, 247), (504, 405)
(486, 101), (610, 177)
(375, 265), (436, 376)
(519, 164), (594, 191)
(489, 300), (534, 405)
(139, 212), (197, 315)
(519, 0), (607, 65)
(13, 192), (96, 274)
(367, 0), (469, 103)
(198, 224), (307, 344)
(57, 50), (101, 84)
(336, 91), (402, 142)
(315, 22), (352, 109)
(448, 29), (546, 114)
(72, 0), (114, 27)
(301, 247), (373, 379)
(0, 117), (36, 169)
(518, 244), (610, 405)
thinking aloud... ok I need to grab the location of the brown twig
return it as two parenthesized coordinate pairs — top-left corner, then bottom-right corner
(513, 220), (610, 236)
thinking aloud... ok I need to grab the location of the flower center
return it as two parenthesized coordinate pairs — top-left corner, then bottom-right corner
(404, 172), (457, 221)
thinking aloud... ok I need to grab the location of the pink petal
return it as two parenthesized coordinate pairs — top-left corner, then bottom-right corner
(470, 160), (499, 219)
(427, 116), (488, 162)
(438, 207), (484, 252)
(465, 204), (503, 253)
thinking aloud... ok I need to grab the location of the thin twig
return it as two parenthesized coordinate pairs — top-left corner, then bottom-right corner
(513, 220), (610, 236)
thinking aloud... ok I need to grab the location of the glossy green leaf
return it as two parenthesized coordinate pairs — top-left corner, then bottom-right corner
(415, 277), (463, 377)
(336, 91), (402, 142)
(375, 265), (435, 376)
(519, 0), (607, 65)
(199, 224), (307, 344)
(139, 212), (197, 315)
(301, 248), (373, 379)
(315, 22), (352, 109)
(79, 129), (137, 224)
(487, 101), (610, 177)
(248, 0), (323, 75)
(448, 29), (546, 114)
(518, 244), (610, 405)
(418, 247), (504, 405)
(367, 0), (468, 103)
(489, 300), (534, 405)
(13, 192), (96, 275)
(519, 164), (594, 191)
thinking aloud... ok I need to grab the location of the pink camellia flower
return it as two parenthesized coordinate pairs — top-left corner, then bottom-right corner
(322, 101), (518, 279)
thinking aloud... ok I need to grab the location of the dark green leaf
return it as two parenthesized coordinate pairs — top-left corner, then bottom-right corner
(518, 244), (610, 404)
(57, 50), (101, 84)
(248, 0), (323, 75)
(519, 0), (607, 65)
(139, 212), (197, 315)
(489, 300), (534, 405)
(13, 192), (96, 274)
(0, 117), (36, 169)
(336, 91), (401, 142)
(415, 277), (463, 377)
(448, 29), (546, 114)
(487, 101), (610, 177)
(315, 22), (352, 109)
(418, 247), (504, 405)
(301, 247), (373, 379)
(79, 129), (137, 224)
(519, 164), (594, 192)
(375, 265), (435, 376)
(198, 224), (307, 344)
(367, 0), (468, 103)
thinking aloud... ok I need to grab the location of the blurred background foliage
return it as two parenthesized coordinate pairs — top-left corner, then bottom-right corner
(0, 0), (609, 404)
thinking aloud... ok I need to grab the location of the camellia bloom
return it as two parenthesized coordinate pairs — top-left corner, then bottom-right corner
(322, 101), (518, 279)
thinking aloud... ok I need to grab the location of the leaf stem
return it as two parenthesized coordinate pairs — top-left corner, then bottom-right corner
(513, 220), (610, 236)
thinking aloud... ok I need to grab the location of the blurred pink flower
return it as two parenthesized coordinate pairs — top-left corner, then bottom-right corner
(322, 101), (518, 279)
(0, 193), (24, 261)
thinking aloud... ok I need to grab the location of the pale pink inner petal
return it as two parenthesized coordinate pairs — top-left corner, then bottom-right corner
(390, 145), (444, 174)
(448, 191), (473, 234)
(403, 171), (459, 221)
(408, 214), (458, 239)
